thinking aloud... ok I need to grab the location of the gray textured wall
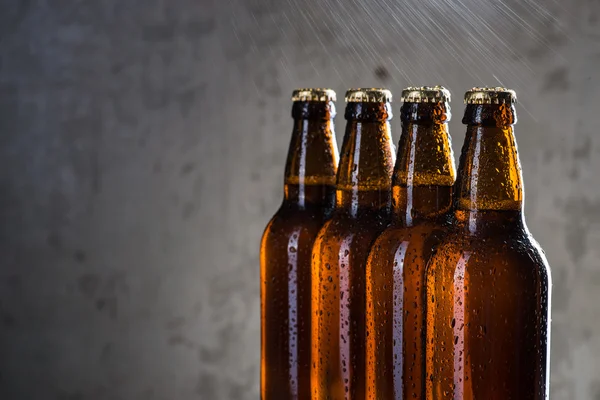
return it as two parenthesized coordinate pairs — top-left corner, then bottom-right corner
(0, 0), (599, 399)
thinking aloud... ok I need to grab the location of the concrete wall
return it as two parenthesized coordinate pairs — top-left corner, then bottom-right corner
(0, 0), (599, 398)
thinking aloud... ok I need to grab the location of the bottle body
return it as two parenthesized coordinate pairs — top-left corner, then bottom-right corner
(312, 93), (395, 400)
(261, 93), (338, 400)
(312, 195), (390, 399)
(261, 184), (335, 399)
(366, 93), (456, 400)
(366, 200), (451, 400)
(425, 92), (551, 400)
(425, 211), (551, 400)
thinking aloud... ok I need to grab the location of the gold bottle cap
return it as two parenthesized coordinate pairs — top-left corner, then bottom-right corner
(401, 86), (451, 103)
(464, 87), (517, 105)
(345, 88), (392, 103)
(291, 88), (336, 102)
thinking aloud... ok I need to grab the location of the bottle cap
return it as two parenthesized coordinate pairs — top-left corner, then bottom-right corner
(401, 86), (451, 103)
(345, 88), (392, 103)
(291, 88), (336, 102)
(464, 87), (517, 105)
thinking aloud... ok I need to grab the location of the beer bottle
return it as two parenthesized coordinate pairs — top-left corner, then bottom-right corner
(312, 88), (396, 400)
(366, 86), (456, 399)
(425, 87), (551, 399)
(261, 88), (339, 400)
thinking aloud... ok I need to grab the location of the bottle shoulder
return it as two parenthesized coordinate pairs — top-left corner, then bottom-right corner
(382, 220), (448, 240)
(427, 230), (551, 278)
(433, 228), (543, 251)
(315, 212), (388, 240)
(261, 205), (329, 245)
(368, 221), (446, 252)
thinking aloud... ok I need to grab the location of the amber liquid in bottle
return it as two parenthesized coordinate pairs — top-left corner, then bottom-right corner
(312, 99), (396, 400)
(425, 100), (551, 400)
(261, 99), (338, 400)
(366, 100), (456, 399)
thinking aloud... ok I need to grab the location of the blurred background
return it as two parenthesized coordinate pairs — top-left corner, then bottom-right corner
(0, 0), (599, 399)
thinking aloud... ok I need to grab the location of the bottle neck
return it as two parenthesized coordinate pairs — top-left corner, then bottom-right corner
(284, 183), (336, 210)
(393, 102), (455, 226)
(336, 102), (395, 217)
(336, 189), (392, 217)
(283, 101), (338, 208)
(455, 209), (525, 236)
(456, 104), (524, 233)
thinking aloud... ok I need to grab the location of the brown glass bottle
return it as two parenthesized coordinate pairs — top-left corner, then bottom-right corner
(312, 88), (396, 400)
(261, 89), (339, 400)
(366, 87), (456, 400)
(425, 88), (551, 400)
